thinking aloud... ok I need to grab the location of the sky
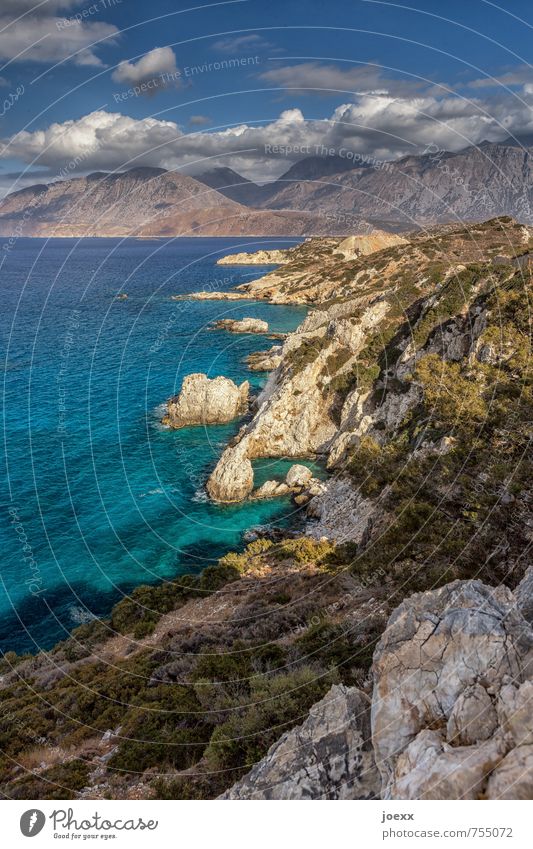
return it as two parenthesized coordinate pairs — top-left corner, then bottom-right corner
(1, 0), (533, 195)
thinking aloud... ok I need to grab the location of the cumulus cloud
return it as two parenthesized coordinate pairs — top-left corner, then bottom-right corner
(111, 47), (182, 94)
(0, 2), (118, 66)
(2, 81), (533, 184)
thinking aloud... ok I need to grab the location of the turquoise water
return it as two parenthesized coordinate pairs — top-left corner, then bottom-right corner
(0, 236), (315, 654)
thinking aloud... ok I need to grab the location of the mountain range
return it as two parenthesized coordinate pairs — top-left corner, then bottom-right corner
(1, 139), (533, 237)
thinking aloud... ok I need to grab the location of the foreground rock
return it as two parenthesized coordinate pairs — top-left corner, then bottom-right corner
(211, 317), (269, 334)
(162, 374), (249, 428)
(250, 463), (324, 501)
(217, 249), (291, 265)
(372, 580), (533, 800)
(221, 685), (380, 799)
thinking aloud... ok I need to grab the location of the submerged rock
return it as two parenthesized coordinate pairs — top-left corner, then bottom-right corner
(220, 685), (381, 799)
(211, 317), (269, 334)
(162, 373), (249, 429)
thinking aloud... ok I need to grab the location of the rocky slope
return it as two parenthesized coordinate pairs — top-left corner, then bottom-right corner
(224, 574), (533, 800)
(206, 217), (532, 505)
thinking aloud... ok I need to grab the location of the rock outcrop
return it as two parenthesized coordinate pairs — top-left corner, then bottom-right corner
(245, 346), (283, 371)
(220, 685), (380, 800)
(372, 580), (533, 800)
(217, 249), (290, 265)
(333, 230), (407, 259)
(211, 317), (269, 334)
(162, 374), (249, 429)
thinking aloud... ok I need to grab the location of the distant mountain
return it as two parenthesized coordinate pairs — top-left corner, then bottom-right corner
(3, 141), (533, 238)
(194, 167), (265, 206)
(0, 168), (359, 237)
(252, 141), (533, 227)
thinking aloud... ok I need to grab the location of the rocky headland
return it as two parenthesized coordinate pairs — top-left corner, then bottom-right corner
(1, 216), (531, 802)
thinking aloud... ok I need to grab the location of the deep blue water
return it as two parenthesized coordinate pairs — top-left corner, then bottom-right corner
(0, 236), (313, 654)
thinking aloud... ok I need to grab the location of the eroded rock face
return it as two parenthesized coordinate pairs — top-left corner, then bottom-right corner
(246, 346), (283, 372)
(371, 580), (533, 800)
(220, 685), (381, 800)
(162, 374), (249, 429)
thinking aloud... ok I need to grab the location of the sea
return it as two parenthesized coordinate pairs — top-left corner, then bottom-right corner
(0, 236), (316, 654)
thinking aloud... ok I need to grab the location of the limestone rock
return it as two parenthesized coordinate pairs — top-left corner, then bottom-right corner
(245, 346), (283, 372)
(333, 231), (407, 260)
(250, 480), (290, 500)
(446, 684), (498, 746)
(162, 374), (249, 429)
(220, 685), (381, 800)
(515, 564), (533, 625)
(286, 464), (313, 488)
(217, 249), (290, 266)
(206, 442), (254, 502)
(211, 317), (269, 334)
(371, 579), (533, 800)
(486, 745), (533, 800)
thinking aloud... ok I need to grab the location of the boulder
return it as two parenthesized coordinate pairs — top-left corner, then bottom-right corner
(285, 464), (314, 488)
(162, 374), (249, 429)
(250, 480), (290, 500)
(220, 685), (381, 800)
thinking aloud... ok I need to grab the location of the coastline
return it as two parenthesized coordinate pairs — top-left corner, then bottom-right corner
(1, 219), (532, 801)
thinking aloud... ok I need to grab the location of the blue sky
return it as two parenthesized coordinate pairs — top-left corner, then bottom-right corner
(1, 0), (533, 194)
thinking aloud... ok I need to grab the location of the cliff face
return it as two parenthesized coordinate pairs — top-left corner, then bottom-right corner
(207, 217), (532, 509)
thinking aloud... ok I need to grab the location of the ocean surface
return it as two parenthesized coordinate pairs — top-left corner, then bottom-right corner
(0, 236), (315, 654)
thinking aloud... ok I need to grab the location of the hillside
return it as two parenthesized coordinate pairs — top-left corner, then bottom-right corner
(1, 216), (531, 801)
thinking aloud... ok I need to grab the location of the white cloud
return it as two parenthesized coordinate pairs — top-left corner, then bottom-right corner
(2, 84), (533, 185)
(111, 47), (182, 93)
(0, 2), (118, 66)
